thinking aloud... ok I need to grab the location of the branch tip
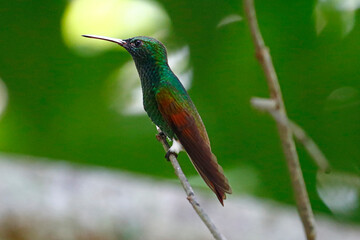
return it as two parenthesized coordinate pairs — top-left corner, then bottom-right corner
(251, 97), (277, 112)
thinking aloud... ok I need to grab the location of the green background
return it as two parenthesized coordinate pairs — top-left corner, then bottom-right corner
(0, 0), (359, 223)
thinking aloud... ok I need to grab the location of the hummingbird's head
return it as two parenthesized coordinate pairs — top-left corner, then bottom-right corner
(82, 35), (168, 64)
(124, 36), (168, 63)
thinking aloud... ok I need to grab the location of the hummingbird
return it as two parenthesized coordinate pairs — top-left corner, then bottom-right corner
(82, 35), (232, 205)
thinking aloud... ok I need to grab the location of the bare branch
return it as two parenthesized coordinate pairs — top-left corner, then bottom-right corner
(155, 130), (228, 240)
(289, 121), (331, 173)
(251, 97), (331, 173)
(244, 0), (317, 239)
(250, 97), (277, 112)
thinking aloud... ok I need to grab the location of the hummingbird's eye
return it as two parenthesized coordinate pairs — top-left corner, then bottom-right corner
(131, 40), (142, 48)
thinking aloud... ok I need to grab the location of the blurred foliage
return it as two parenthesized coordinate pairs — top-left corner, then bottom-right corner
(0, 0), (359, 224)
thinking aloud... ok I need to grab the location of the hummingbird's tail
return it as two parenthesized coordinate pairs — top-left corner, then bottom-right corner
(185, 145), (232, 206)
(177, 127), (232, 205)
(199, 154), (232, 205)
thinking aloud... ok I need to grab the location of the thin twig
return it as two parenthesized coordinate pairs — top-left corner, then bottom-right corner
(289, 121), (331, 173)
(250, 97), (277, 111)
(251, 98), (331, 173)
(244, 1), (317, 239)
(155, 130), (227, 240)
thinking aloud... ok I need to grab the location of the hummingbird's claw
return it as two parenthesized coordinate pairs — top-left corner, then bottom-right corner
(159, 131), (166, 138)
(165, 150), (178, 161)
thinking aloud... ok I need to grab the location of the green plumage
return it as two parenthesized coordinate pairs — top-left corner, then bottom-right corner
(137, 62), (192, 139)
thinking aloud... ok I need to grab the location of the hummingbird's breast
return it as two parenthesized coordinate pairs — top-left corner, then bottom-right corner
(135, 61), (176, 138)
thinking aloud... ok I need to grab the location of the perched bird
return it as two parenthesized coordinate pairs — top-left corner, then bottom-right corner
(82, 35), (232, 205)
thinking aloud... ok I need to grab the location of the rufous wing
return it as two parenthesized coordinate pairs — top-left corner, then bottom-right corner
(156, 86), (232, 205)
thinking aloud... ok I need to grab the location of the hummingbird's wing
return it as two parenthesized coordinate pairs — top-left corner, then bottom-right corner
(156, 86), (232, 205)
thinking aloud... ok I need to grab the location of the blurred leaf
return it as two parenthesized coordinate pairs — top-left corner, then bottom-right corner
(217, 14), (243, 29)
(315, 0), (360, 37)
(325, 86), (360, 111)
(317, 171), (360, 219)
(0, 78), (8, 119)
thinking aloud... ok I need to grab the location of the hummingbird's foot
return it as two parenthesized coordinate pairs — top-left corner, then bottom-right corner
(165, 150), (178, 161)
(158, 131), (166, 138)
(155, 126), (169, 144)
(156, 126), (166, 137)
(156, 130), (168, 145)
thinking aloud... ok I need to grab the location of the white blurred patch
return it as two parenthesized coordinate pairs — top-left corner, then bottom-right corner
(169, 139), (183, 154)
(315, 0), (360, 36)
(317, 171), (360, 216)
(2, 155), (360, 240)
(217, 14), (243, 29)
(0, 78), (8, 119)
(108, 46), (193, 116)
(62, 0), (171, 55)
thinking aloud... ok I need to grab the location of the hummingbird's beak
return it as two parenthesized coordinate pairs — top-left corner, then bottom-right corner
(82, 34), (126, 46)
